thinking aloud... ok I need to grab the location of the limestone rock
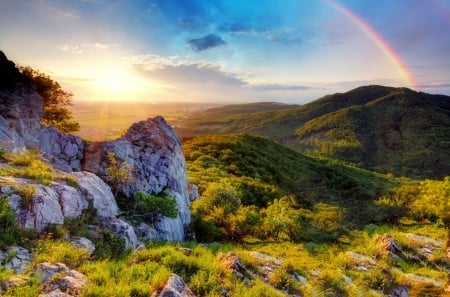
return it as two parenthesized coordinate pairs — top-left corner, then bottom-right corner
(70, 237), (95, 255)
(102, 218), (138, 249)
(0, 246), (32, 273)
(218, 252), (249, 279)
(135, 222), (161, 241)
(345, 251), (377, 270)
(374, 233), (402, 256)
(83, 116), (191, 241)
(188, 184), (199, 201)
(72, 171), (118, 218)
(389, 286), (409, 297)
(157, 274), (196, 297)
(37, 262), (87, 296)
(39, 127), (84, 172)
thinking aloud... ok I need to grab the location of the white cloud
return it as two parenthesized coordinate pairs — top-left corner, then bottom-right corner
(58, 44), (84, 54)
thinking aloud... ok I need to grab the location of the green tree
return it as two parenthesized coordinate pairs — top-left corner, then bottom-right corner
(134, 190), (178, 224)
(261, 195), (300, 241)
(192, 182), (259, 242)
(19, 66), (80, 132)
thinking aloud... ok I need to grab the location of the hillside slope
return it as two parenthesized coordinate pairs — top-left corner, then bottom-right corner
(183, 134), (397, 230)
(178, 86), (450, 179)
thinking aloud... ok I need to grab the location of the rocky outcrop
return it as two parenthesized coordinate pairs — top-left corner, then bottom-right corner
(37, 262), (87, 297)
(156, 274), (196, 297)
(39, 127), (84, 172)
(1, 172), (118, 232)
(1, 173), (138, 247)
(0, 52), (84, 172)
(0, 246), (32, 273)
(83, 117), (191, 241)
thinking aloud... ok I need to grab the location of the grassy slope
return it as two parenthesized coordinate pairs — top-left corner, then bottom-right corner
(183, 134), (396, 228)
(178, 86), (450, 179)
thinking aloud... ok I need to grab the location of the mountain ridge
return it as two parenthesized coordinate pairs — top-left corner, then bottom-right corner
(177, 85), (450, 179)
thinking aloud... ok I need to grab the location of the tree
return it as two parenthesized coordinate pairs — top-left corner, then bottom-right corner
(19, 66), (80, 132)
(133, 190), (178, 224)
(107, 152), (131, 197)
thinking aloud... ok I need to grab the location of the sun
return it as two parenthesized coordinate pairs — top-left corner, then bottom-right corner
(95, 66), (150, 96)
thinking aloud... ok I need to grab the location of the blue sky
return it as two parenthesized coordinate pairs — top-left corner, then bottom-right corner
(1, 0), (449, 103)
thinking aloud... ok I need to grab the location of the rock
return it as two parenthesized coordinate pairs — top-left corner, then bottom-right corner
(38, 289), (72, 297)
(188, 184), (199, 201)
(157, 273), (196, 297)
(374, 233), (402, 256)
(291, 272), (308, 285)
(39, 127), (84, 172)
(83, 116), (191, 241)
(0, 246), (32, 273)
(135, 222), (161, 241)
(0, 52), (84, 171)
(345, 251), (377, 270)
(37, 262), (87, 296)
(4, 173), (118, 232)
(70, 237), (95, 255)
(102, 218), (138, 249)
(389, 286), (409, 297)
(405, 233), (442, 248)
(72, 171), (118, 218)
(218, 252), (249, 279)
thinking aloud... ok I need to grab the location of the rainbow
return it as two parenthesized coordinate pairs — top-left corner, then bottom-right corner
(327, 0), (419, 90)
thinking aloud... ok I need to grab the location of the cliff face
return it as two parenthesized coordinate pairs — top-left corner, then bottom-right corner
(83, 117), (191, 241)
(0, 51), (191, 243)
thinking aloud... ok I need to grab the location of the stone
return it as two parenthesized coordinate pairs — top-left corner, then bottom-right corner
(188, 184), (199, 201)
(71, 237), (95, 255)
(38, 289), (72, 297)
(83, 116), (191, 241)
(374, 233), (402, 256)
(37, 262), (87, 296)
(38, 127), (84, 172)
(135, 222), (161, 241)
(389, 286), (409, 297)
(345, 251), (377, 269)
(72, 171), (118, 218)
(218, 252), (249, 279)
(102, 218), (138, 249)
(157, 274), (196, 297)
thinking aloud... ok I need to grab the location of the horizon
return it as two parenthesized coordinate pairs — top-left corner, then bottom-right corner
(1, 0), (450, 104)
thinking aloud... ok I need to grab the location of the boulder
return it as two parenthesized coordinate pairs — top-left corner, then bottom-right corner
(72, 171), (118, 218)
(70, 237), (95, 255)
(83, 117), (191, 241)
(37, 262), (87, 296)
(156, 274), (196, 297)
(102, 218), (138, 249)
(135, 222), (161, 241)
(374, 233), (402, 256)
(4, 173), (118, 232)
(0, 246), (32, 273)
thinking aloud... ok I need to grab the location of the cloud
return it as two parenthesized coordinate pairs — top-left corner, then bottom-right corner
(187, 34), (226, 52)
(132, 55), (244, 87)
(58, 44), (84, 54)
(252, 84), (313, 91)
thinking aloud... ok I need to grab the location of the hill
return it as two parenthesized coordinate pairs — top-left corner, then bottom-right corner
(183, 134), (446, 240)
(177, 86), (450, 179)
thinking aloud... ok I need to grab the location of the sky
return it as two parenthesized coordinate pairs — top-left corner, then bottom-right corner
(1, 0), (449, 104)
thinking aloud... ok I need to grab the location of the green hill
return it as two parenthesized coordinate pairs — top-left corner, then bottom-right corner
(178, 86), (450, 179)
